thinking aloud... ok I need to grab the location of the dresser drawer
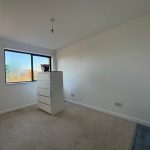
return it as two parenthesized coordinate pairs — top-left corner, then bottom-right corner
(38, 95), (51, 105)
(37, 81), (50, 89)
(37, 73), (50, 81)
(38, 87), (51, 97)
(38, 102), (51, 114)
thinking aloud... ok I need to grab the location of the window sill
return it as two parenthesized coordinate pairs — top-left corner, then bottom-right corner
(5, 81), (37, 85)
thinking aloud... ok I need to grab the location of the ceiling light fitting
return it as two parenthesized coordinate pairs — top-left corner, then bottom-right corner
(50, 18), (55, 34)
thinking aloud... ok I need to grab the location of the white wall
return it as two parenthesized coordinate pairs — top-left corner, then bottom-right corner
(57, 13), (150, 125)
(0, 38), (55, 113)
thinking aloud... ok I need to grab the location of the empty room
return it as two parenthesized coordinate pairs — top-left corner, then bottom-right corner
(0, 0), (150, 150)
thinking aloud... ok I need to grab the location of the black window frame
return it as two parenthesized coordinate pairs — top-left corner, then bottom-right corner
(4, 49), (51, 83)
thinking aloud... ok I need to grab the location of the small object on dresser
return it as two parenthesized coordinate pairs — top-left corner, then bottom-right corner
(41, 64), (50, 72)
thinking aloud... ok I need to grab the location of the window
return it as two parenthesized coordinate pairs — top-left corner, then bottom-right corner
(5, 51), (32, 83)
(33, 55), (50, 80)
(5, 50), (51, 83)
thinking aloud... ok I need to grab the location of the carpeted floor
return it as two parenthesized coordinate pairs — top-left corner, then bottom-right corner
(0, 102), (135, 150)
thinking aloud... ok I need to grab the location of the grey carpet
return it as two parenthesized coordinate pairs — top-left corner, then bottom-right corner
(132, 124), (150, 150)
(0, 102), (135, 150)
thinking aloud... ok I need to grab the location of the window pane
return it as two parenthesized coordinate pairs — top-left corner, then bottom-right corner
(5, 51), (32, 83)
(33, 56), (50, 80)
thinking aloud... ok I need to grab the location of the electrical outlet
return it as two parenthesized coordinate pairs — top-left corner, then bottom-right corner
(71, 93), (75, 97)
(114, 102), (122, 107)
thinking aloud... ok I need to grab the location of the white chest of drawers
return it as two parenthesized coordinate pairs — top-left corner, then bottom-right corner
(37, 71), (64, 115)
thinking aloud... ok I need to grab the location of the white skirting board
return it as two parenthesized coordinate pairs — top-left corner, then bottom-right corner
(65, 99), (150, 127)
(0, 102), (37, 115)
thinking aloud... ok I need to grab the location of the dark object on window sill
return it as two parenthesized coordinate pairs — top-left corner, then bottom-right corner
(41, 64), (50, 72)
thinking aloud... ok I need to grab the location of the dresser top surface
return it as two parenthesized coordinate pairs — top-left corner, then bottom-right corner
(38, 71), (62, 74)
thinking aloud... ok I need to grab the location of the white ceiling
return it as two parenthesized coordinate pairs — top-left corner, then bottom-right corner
(0, 0), (150, 50)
